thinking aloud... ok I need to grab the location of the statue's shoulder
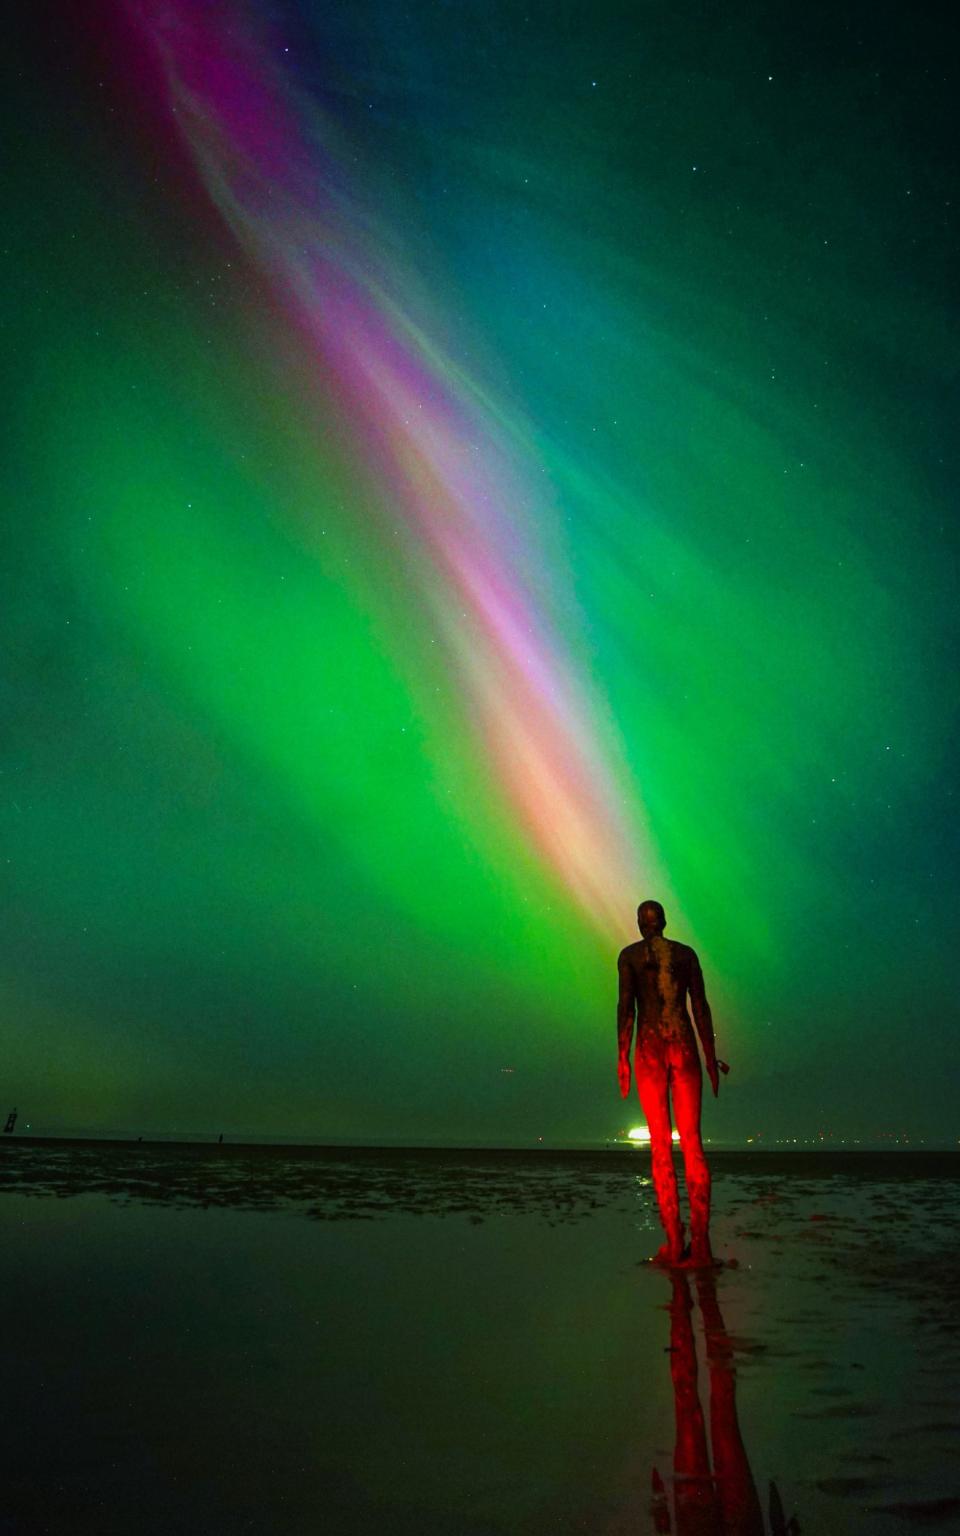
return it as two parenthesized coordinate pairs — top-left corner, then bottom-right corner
(618, 941), (644, 965)
(670, 939), (698, 964)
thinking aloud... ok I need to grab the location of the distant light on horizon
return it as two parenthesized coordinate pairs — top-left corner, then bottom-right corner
(627, 1125), (680, 1144)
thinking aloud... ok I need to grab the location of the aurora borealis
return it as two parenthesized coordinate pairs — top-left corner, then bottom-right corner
(4, 0), (958, 1142)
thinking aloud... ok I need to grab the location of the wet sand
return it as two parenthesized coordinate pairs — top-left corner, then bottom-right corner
(1, 1142), (958, 1533)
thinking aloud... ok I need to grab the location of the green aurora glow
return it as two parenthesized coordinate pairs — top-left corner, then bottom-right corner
(3, 0), (958, 1142)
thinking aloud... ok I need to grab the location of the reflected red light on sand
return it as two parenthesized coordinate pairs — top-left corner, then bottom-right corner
(649, 1270), (800, 1534)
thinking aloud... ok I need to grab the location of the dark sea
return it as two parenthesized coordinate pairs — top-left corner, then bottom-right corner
(2, 1140), (959, 1534)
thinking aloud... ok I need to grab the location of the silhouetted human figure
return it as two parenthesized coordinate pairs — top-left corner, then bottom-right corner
(618, 901), (726, 1265)
(3, 1108), (17, 1136)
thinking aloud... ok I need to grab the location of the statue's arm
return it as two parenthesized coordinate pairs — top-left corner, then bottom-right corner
(688, 950), (716, 1059)
(689, 950), (724, 1096)
(617, 953), (635, 1097)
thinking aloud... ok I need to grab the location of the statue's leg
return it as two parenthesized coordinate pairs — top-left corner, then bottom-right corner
(636, 1053), (684, 1260)
(673, 1052), (712, 1264)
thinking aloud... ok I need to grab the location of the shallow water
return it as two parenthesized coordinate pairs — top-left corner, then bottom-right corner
(1, 1143), (958, 1533)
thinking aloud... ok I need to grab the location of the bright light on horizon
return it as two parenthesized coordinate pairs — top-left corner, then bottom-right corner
(627, 1125), (680, 1143)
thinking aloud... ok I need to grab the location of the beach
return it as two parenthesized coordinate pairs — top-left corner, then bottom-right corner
(1, 1142), (958, 1533)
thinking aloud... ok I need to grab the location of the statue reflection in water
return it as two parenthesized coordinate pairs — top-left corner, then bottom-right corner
(649, 1268), (801, 1536)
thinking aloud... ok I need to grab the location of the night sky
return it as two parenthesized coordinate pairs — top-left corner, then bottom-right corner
(4, 0), (958, 1144)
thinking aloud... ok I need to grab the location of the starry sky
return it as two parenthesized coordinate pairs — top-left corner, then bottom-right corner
(4, 0), (958, 1144)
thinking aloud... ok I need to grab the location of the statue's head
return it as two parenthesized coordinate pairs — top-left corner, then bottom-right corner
(637, 900), (666, 938)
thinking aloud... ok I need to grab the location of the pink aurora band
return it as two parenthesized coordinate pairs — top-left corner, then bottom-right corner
(130, 0), (662, 933)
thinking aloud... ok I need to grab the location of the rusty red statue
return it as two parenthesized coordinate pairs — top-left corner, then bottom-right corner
(617, 900), (728, 1265)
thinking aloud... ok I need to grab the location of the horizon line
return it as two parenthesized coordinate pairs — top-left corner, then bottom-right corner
(3, 1131), (958, 1154)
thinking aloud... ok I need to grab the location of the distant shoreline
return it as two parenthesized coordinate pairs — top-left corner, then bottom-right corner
(3, 1134), (959, 1168)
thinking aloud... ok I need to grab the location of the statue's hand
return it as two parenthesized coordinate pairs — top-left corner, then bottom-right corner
(707, 1056), (720, 1098)
(617, 1055), (631, 1099)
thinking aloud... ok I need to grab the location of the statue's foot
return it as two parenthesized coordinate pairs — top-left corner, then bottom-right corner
(648, 1244), (677, 1266)
(688, 1241), (722, 1269)
(648, 1236), (689, 1267)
